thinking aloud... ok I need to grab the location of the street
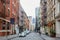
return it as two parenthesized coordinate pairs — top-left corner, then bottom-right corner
(10, 32), (43, 40)
(0, 0), (60, 40)
(0, 32), (60, 40)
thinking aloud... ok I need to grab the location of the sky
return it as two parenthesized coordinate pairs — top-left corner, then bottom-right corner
(20, 0), (40, 18)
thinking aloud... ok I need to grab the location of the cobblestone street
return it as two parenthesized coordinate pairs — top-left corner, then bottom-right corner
(10, 32), (56, 40)
(11, 32), (43, 40)
(0, 32), (60, 40)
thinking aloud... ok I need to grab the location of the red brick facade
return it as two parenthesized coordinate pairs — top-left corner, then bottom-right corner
(0, 0), (19, 36)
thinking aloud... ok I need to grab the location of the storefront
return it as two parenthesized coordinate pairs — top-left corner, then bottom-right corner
(0, 17), (10, 36)
(47, 20), (56, 37)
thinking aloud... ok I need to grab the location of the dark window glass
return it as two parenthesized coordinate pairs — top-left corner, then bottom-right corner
(2, 20), (6, 30)
(7, 22), (10, 30)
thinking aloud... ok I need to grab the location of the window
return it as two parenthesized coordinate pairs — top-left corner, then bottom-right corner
(44, 2), (47, 4)
(21, 20), (23, 23)
(7, 22), (10, 30)
(2, 20), (6, 30)
(44, 15), (47, 18)
(21, 11), (24, 14)
(21, 15), (23, 18)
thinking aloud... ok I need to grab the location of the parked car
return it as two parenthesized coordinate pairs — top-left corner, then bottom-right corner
(26, 30), (30, 34)
(19, 30), (30, 37)
(19, 31), (26, 37)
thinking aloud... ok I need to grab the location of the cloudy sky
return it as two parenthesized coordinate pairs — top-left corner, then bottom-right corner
(20, 0), (40, 18)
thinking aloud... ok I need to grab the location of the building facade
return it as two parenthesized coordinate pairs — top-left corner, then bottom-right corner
(32, 18), (36, 31)
(0, 0), (20, 36)
(55, 0), (60, 37)
(19, 6), (29, 33)
(0, 0), (11, 36)
(10, 0), (20, 35)
(28, 16), (33, 31)
(35, 7), (40, 32)
(47, 0), (56, 37)
(47, 0), (60, 37)
(40, 0), (47, 34)
(24, 13), (29, 31)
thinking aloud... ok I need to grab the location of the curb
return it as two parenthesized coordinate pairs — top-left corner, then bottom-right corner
(7, 36), (19, 40)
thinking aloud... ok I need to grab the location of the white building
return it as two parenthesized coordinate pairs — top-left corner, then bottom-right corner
(55, 0), (60, 37)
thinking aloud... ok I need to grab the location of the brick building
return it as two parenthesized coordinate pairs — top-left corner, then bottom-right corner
(0, 0), (10, 36)
(19, 6), (29, 33)
(0, 0), (20, 36)
(24, 12), (29, 31)
(10, 0), (19, 35)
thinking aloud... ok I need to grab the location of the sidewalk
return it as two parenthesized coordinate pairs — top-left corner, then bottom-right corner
(0, 34), (19, 40)
(41, 34), (60, 40)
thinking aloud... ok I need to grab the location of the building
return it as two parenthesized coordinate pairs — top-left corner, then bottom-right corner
(46, 0), (60, 37)
(24, 13), (29, 31)
(0, 0), (20, 36)
(10, 0), (20, 35)
(40, 0), (47, 34)
(19, 6), (24, 33)
(46, 0), (56, 37)
(0, 0), (11, 36)
(32, 18), (36, 31)
(35, 7), (40, 32)
(55, 0), (60, 37)
(19, 6), (29, 33)
(28, 16), (33, 31)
